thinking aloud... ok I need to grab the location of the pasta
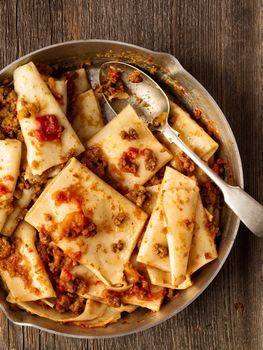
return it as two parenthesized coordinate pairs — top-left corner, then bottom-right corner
(0, 61), (223, 328)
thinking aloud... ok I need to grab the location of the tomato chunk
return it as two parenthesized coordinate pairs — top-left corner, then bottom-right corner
(126, 147), (139, 160)
(35, 114), (63, 142)
(107, 66), (120, 83)
(0, 183), (10, 195)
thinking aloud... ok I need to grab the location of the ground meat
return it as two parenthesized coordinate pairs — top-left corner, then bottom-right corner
(112, 240), (125, 253)
(81, 145), (108, 178)
(69, 296), (86, 314)
(38, 227), (52, 244)
(82, 220), (97, 238)
(127, 277), (152, 300)
(153, 243), (168, 258)
(119, 148), (139, 174)
(140, 148), (157, 171)
(76, 278), (90, 296)
(100, 66), (129, 101)
(0, 236), (11, 259)
(104, 273), (155, 304)
(25, 166), (60, 187)
(200, 181), (221, 208)
(113, 212), (126, 226)
(126, 185), (151, 207)
(179, 152), (195, 174)
(49, 246), (65, 276)
(193, 108), (220, 141)
(119, 155), (138, 174)
(35, 240), (50, 264)
(54, 294), (71, 313)
(128, 70), (143, 83)
(145, 167), (165, 186)
(0, 86), (22, 140)
(36, 240), (65, 280)
(211, 158), (227, 177)
(57, 211), (97, 239)
(103, 289), (122, 308)
(120, 128), (138, 140)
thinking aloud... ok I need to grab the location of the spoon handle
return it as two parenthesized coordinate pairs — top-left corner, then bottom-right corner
(162, 125), (263, 237)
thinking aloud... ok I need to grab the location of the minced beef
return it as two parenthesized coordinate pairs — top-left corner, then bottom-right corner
(120, 128), (138, 140)
(145, 167), (165, 186)
(54, 294), (86, 314)
(112, 240), (124, 253)
(126, 277), (153, 301)
(100, 66), (129, 101)
(0, 236), (11, 259)
(211, 158), (227, 177)
(126, 185), (151, 207)
(140, 148), (157, 171)
(153, 243), (168, 258)
(49, 246), (65, 276)
(0, 86), (22, 140)
(81, 145), (108, 178)
(69, 296), (86, 314)
(113, 212), (126, 226)
(200, 181), (221, 208)
(36, 241), (65, 282)
(119, 148), (139, 174)
(178, 152), (195, 174)
(103, 289), (122, 308)
(54, 294), (71, 313)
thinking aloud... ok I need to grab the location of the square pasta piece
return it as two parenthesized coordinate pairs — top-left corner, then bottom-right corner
(72, 89), (104, 143)
(86, 104), (172, 190)
(14, 62), (84, 176)
(25, 158), (148, 286)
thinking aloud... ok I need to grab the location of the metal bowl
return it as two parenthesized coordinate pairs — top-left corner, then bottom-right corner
(0, 40), (243, 338)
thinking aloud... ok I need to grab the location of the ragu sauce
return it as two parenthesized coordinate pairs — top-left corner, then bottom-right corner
(52, 184), (83, 208)
(35, 114), (63, 142)
(0, 183), (11, 196)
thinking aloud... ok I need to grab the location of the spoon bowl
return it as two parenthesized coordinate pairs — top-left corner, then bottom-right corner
(99, 61), (170, 126)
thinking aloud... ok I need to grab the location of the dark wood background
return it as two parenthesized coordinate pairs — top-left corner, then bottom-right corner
(0, 0), (262, 349)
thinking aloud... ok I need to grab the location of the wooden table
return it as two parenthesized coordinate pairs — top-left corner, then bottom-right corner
(0, 1), (262, 349)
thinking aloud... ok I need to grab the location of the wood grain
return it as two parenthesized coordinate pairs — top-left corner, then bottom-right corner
(0, 0), (262, 349)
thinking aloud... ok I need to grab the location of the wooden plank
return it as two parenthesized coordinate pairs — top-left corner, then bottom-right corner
(39, 331), (55, 350)
(0, 0), (262, 349)
(23, 327), (40, 350)
(0, 308), (9, 350)
(8, 323), (23, 350)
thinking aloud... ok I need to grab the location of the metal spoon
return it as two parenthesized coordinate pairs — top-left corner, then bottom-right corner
(99, 61), (263, 237)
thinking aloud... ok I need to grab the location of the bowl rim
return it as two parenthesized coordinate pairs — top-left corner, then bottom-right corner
(0, 39), (244, 339)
